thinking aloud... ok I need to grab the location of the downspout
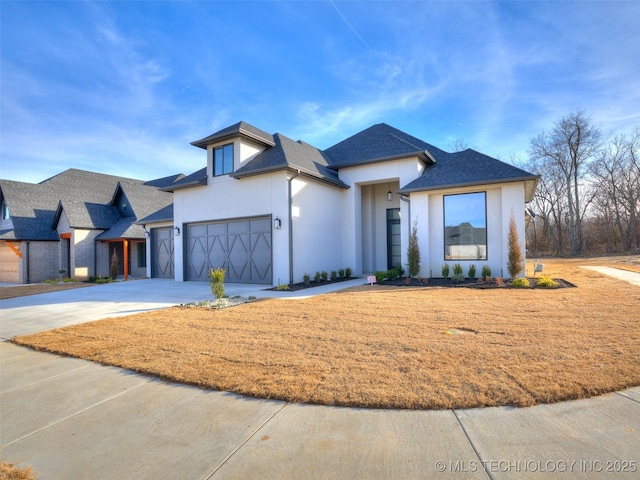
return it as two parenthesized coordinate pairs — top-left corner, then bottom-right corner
(400, 194), (411, 270)
(25, 240), (30, 284)
(288, 170), (300, 285)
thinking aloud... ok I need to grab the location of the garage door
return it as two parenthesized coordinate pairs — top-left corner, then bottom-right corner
(152, 227), (174, 278)
(0, 240), (21, 283)
(186, 217), (272, 283)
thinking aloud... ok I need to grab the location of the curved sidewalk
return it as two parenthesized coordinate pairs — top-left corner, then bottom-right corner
(1, 279), (639, 479)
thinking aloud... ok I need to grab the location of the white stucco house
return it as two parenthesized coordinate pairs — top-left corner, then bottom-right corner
(141, 121), (539, 285)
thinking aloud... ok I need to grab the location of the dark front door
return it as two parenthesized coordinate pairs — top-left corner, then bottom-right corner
(387, 208), (401, 269)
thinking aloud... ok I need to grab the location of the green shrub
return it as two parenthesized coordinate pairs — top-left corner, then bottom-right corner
(248, 296), (257, 301)
(407, 222), (421, 277)
(468, 264), (477, 280)
(330, 270), (337, 281)
(345, 267), (352, 278)
(511, 277), (530, 287)
(338, 268), (345, 279)
(387, 269), (397, 281)
(314, 271), (321, 282)
(452, 273), (465, 283)
(481, 265), (492, 280)
(44, 279), (58, 284)
(208, 267), (226, 299)
(537, 275), (559, 288)
(303, 274), (310, 285)
(442, 263), (450, 279)
(276, 284), (290, 291)
(63, 277), (77, 283)
(321, 271), (328, 281)
(453, 263), (463, 276)
(375, 271), (387, 283)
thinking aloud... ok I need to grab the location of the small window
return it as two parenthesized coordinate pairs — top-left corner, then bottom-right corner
(444, 192), (487, 260)
(1, 200), (9, 220)
(213, 143), (234, 176)
(137, 242), (147, 268)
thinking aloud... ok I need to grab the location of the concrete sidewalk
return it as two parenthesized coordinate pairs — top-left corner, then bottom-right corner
(581, 266), (640, 286)
(1, 278), (639, 479)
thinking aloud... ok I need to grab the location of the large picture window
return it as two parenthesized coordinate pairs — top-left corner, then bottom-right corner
(213, 143), (234, 176)
(444, 192), (487, 260)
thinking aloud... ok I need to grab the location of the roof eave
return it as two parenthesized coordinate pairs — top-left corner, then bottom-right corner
(160, 177), (208, 192)
(232, 165), (349, 189)
(398, 175), (540, 195)
(191, 128), (276, 150)
(328, 150), (435, 170)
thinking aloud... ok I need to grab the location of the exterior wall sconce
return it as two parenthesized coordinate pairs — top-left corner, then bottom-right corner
(387, 183), (393, 202)
(274, 218), (282, 229)
(174, 226), (181, 236)
(144, 230), (150, 238)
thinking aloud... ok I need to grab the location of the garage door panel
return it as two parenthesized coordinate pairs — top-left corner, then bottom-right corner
(186, 217), (272, 283)
(152, 228), (174, 279)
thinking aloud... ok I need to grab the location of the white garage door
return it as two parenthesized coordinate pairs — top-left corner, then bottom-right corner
(186, 217), (272, 283)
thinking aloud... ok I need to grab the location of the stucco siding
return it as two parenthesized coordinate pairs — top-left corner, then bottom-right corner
(416, 182), (528, 279)
(290, 177), (344, 283)
(173, 171), (289, 283)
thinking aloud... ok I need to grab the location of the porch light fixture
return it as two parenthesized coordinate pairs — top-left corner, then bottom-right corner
(387, 184), (393, 202)
(274, 217), (282, 230)
(174, 226), (180, 236)
(144, 230), (150, 238)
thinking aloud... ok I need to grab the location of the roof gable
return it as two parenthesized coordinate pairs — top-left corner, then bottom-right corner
(232, 133), (347, 188)
(323, 123), (445, 168)
(399, 149), (539, 198)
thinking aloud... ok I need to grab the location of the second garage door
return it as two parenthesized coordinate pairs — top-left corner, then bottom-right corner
(186, 217), (272, 283)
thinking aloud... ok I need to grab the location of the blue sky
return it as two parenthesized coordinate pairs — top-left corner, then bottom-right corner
(2, 1), (639, 183)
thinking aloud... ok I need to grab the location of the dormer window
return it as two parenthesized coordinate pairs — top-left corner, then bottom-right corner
(213, 143), (234, 176)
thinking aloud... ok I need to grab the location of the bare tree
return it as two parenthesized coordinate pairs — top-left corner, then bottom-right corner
(591, 128), (640, 252)
(448, 137), (470, 152)
(529, 110), (603, 255)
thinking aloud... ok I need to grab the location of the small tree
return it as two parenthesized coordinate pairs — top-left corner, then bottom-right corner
(110, 250), (119, 280)
(507, 212), (524, 279)
(407, 221), (421, 278)
(208, 267), (226, 299)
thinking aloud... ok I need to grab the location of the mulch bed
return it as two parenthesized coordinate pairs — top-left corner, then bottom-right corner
(271, 276), (574, 292)
(378, 277), (575, 289)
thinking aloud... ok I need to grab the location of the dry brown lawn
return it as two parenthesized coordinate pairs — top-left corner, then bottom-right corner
(0, 282), (91, 300)
(13, 257), (640, 410)
(0, 462), (36, 480)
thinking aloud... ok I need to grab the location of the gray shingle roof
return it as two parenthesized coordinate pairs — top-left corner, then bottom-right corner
(191, 121), (275, 149)
(232, 133), (348, 188)
(136, 204), (173, 225)
(1, 169), (177, 241)
(398, 149), (539, 195)
(161, 167), (207, 192)
(323, 123), (445, 168)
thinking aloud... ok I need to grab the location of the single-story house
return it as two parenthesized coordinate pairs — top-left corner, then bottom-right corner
(147, 121), (538, 285)
(0, 169), (181, 283)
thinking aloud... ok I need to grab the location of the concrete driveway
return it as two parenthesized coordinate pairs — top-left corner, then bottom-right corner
(1, 279), (639, 479)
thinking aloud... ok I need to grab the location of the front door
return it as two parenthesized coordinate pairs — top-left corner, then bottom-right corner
(387, 208), (401, 269)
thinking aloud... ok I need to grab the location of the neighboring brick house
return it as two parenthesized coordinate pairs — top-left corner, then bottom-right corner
(151, 121), (539, 285)
(0, 169), (181, 283)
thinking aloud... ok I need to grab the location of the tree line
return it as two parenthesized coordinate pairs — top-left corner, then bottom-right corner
(517, 109), (639, 257)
